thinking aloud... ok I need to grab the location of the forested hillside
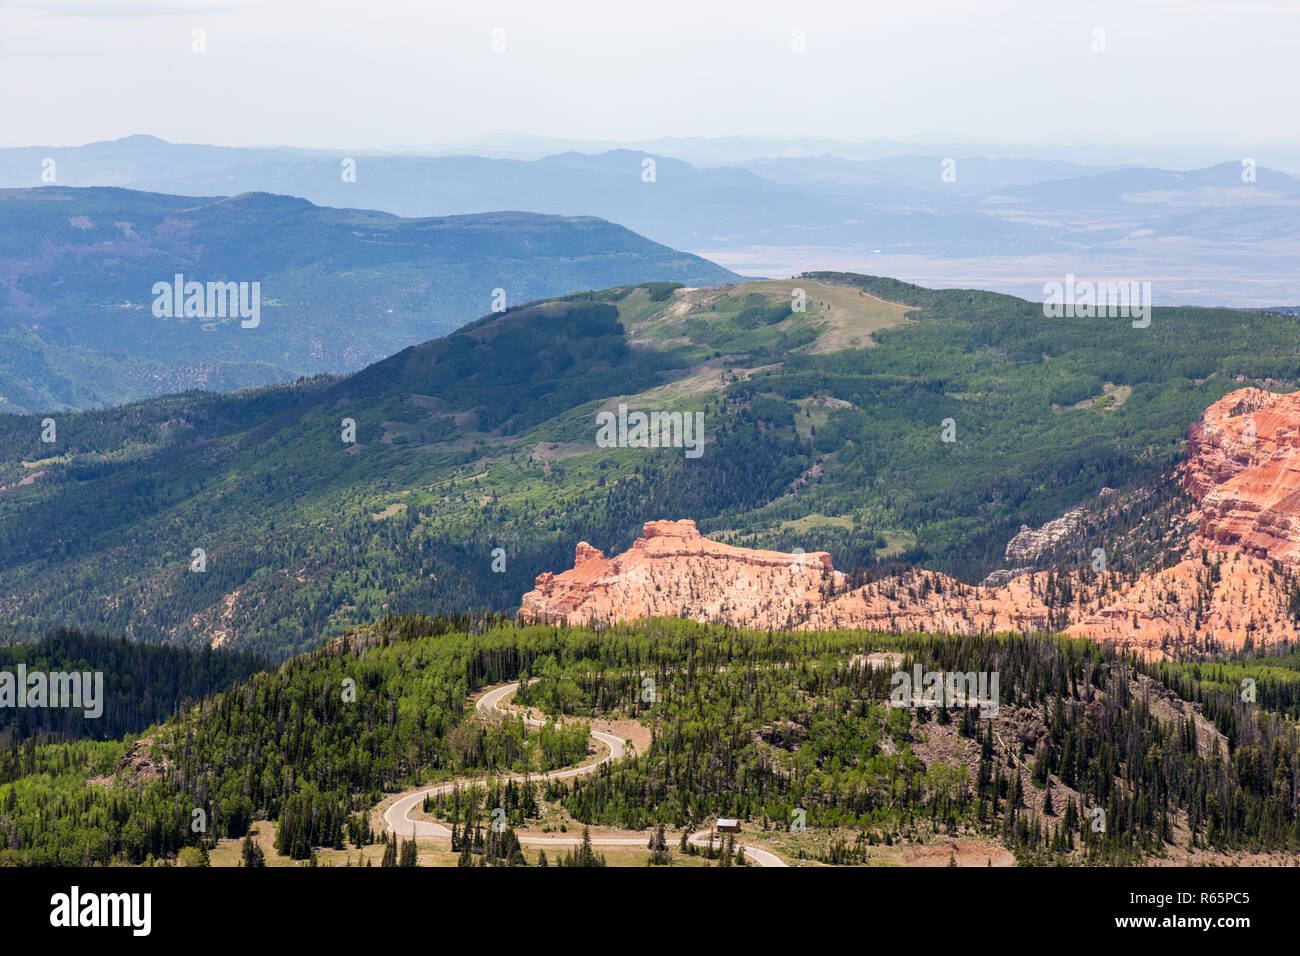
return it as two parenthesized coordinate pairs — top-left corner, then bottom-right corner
(520, 621), (1300, 864)
(0, 629), (268, 742)
(2, 615), (1297, 866)
(2, 274), (1299, 656)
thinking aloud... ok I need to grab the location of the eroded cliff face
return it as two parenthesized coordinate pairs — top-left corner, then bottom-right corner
(1187, 388), (1300, 565)
(517, 519), (841, 629)
(806, 550), (1298, 660)
(518, 388), (1300, 659)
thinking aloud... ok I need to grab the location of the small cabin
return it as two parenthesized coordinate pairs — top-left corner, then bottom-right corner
(715, 818), (741, 833)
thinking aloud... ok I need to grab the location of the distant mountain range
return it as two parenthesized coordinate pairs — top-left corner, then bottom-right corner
(0, 185), (736, 412)
(17, 132), (1292, 171)
(733, 153), (1122, 190)
(5, 136), (1298, 307)
(0, 139), (1052, 254)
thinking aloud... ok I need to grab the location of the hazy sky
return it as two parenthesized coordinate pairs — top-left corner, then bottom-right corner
(3, 0), (1298, 149)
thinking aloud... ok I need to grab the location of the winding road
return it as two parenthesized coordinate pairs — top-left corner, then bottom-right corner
(382, 681), (787, 867)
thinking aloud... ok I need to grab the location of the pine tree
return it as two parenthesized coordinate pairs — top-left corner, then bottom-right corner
(399, 831), (418, 866)
(649, 823), (671, 865)
(240, 834), (265, 868)
(577, 827), (596, 867)
(568, 827), (606, 867)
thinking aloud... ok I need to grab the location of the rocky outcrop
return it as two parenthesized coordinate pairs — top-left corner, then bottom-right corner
(1063, 550), (1294, 657)
(1004, 508), (1087, 565)
(805, 550), (1299, 659)
(806, 568), (1055, 637)
(1186, 388), (1300, 565)
(518, 519), (842, 628)
(1184, 388), (1284, 498)
(982, 496), (1118, 586)
(518, 388), (1300, 659)
(979, 567), (1034, 588)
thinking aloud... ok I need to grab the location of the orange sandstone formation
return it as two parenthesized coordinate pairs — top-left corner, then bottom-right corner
(806, 551), (1297, 660)
(518, 388), (1300, 659)
(518, 519), (841, 628)
(1186, 388), (1300, 565)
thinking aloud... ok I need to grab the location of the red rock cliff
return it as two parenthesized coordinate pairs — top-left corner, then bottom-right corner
(1186, 388), (1300, 565)
(517, 519), (840, 628)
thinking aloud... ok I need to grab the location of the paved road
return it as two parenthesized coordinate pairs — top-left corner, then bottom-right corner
(382, 681), (787, 867)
